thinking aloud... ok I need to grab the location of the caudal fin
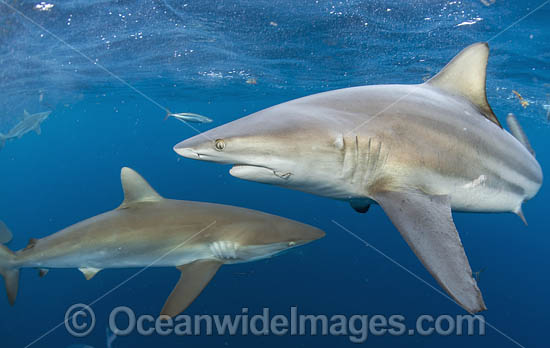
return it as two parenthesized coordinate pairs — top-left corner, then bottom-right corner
(0, 221), (19, 305)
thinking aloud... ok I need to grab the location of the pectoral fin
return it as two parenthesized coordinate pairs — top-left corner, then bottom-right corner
(374, 190), (486, 313)
(161, 259), (222, 317)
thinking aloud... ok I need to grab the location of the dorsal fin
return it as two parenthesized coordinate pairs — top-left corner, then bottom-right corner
(119, 167), (162, 208)
(426, 42), (502, 128)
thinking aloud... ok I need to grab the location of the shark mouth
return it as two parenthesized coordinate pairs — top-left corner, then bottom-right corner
(172, 145), (293, 182)
(229, 164), (292, 182)
(174, 147), (202, 159)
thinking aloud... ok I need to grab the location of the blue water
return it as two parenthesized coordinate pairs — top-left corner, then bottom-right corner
(1, 0), (549, 347)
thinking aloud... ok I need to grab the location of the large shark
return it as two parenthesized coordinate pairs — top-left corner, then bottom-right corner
(0, 110), (51, 150)
(173, 43), (543, 313)
(0, 168), (324, 316)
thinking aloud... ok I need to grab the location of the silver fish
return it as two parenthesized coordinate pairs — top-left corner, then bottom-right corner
(165, 112), (213, 124)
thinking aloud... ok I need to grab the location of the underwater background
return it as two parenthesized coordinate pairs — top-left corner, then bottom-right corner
(0, 0), (548, 347)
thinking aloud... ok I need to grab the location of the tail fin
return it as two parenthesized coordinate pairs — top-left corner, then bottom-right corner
(0, 221), (19, 305)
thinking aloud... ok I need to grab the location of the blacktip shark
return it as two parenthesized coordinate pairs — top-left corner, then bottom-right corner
(0, 109), (51, 150)
(174, 43), (543, 313)
(0, 168), (324, 317)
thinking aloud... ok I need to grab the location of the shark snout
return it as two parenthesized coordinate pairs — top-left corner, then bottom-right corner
(174, 146), (201, 159)
(173, 135), (205, 159)
(173, 133), (235, 164)
(307, 226), (326, 242)
(291, 224), (325, 245)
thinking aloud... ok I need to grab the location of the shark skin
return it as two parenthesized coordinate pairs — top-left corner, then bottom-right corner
(0, 168), (324, 317)
(173, 43), (543, 313)
(0, 110), (51, 150)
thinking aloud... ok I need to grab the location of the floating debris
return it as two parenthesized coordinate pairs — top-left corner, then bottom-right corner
(34, 2), (54, 11)
(165, 111), (213, 124)
(512, 90), (529, 108)
(269, 21), (278, 27)
(246, 77), (257, 85)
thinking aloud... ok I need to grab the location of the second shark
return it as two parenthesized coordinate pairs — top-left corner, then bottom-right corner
(0, 168), (324, 316)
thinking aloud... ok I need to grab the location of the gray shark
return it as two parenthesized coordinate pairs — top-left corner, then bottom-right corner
(0, 110), (51, 150)
(173, 43), (543, 313)
(0, 167), (324, 316)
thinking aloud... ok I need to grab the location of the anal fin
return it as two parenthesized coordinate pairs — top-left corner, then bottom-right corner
(374, 190), (486, 313)
(161, 259), (222, 317)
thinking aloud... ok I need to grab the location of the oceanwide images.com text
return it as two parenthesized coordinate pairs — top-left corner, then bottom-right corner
(65, 304), (486, 343)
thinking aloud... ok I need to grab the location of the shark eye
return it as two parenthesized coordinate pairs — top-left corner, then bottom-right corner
(214, 139), (226, 151)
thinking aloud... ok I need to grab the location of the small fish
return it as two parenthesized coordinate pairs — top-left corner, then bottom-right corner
(480, 0), (495, 6)
(233, 269), (256, 277)
(165, 111), (213, 124)
(544, 94), (550, 121)
(512, 90), (529, 108)
(106, 326), (117, 348)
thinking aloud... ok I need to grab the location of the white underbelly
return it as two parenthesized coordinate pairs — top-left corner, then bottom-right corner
(19, 244), (213, 269)
(419, 171), (526, 213)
